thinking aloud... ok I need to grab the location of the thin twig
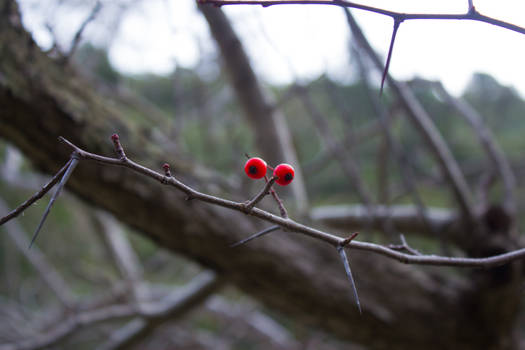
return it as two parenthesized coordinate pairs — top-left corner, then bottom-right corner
(230, 225), (280, 247)
(65, 1), (102, 61)
(351, 40), (450, 253)
(0, 160), (72, 226)
(433, 82), (517, 215)
(29, 154), (79, 248)
(55, 136), (525, 268)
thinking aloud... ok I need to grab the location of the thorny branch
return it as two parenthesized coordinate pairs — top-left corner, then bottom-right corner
(198, 0), (525, 36)
(49, 136), (525, 269)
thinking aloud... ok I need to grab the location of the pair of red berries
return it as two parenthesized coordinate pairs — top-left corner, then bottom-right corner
(244, 157), (294, 186)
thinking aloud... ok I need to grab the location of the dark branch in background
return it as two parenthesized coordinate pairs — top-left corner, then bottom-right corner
(433, 82), (517, 216)
(198, 0), (525, 36)
(52, 136), (525, 268)
(350, 40), (450, 253)
(98, 272), (222, 350)
(63, 0), (102, 62)
(202, 0), (484, 225)
(0, 200), (76, 308)
(293, 84), (396, 237)
(344, 9), (478, 228)
(311, 204), (457, 239)
(198, 4), (309, 213)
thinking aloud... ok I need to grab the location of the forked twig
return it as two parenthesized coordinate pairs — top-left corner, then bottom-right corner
(388, 234), (422, 256)
(242, 176), (277, 213)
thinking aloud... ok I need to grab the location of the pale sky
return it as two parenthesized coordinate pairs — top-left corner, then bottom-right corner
(18, 0), (525, 96)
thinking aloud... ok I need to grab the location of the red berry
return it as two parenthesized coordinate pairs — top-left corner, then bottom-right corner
(273, 163), (294, 186)
(244, 157), (267, 179)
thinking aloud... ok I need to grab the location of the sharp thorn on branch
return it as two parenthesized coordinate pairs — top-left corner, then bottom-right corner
(380, 18), (402, 96)
(230, 225), (280, 248)
(337, 245), (362, 314)
(29, 153), (80, 249)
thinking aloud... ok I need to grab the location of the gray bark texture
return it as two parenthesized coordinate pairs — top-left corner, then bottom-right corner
(0, 1), (523, 349)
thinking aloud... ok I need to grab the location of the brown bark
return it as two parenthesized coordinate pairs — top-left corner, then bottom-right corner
(0, 1), (522, 349)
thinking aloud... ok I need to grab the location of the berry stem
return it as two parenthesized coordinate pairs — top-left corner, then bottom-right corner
(264, 175), (288, 218)
(243, 176), (277, 212)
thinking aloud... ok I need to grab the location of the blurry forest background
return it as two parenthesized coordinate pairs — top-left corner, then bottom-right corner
(1, 0), (525, 349)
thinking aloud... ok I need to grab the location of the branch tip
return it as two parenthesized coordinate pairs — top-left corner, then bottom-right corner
(340, 232), (359, 247)
(111, 133), (127, 160)
(162, 163), (172, 177)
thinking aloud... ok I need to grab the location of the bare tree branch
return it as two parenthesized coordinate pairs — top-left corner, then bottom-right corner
(56, 136), (525, 268)
(433, 82), (517, 215)
(199, 0), (525, 36)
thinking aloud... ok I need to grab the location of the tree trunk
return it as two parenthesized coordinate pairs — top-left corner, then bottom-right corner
(0, 1), (522, 349)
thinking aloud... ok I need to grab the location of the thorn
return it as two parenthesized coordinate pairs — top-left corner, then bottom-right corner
(230, 225), (280, 247)
(29, 154), (79, 248)
(380, 18), (402, 96)
(340, 232), (359, 247)
(337, 245), (362, 314)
